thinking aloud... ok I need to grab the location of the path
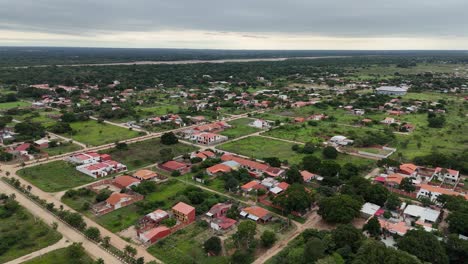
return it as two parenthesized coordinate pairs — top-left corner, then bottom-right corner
(5, 238), (69, 264)
(47, 131), (88, 149)
(89, 116), (149, 134)
(0, 180), (123, 264)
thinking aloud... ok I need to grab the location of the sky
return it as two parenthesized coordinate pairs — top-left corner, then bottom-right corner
(1, 0), (468, 50)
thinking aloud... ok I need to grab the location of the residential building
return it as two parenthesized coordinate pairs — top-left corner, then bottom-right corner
(375, 86), (408, 95)
(250, 119), (271, 129)
(360, 202), (381, 219)
(76, 160), (127, 178)
(240, 206), (272, 223)
(137, 209), (169, 234)
(172, 202), (196, 223)
(432, 167), (460, 183)
(159, 160), (190, 174)
(133, 169), (158, 181)
(403, 204), (440, 224)
(139, 226), (171, 244)
(113, 175), (140, 189)
(206, 164), (232, 175)
(190, 132), (228, 145)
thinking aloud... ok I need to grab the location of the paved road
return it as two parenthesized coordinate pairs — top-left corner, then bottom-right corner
(5, 238), (69, 264)
(0, 180), (123, 264)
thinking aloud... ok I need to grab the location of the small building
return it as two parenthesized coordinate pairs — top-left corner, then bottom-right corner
(360, 202), (381, 219)
(190, 132), (228, 145)
(432, 167), (460, 183)
(241, 180), (262, 192)
(206, 164), (232, 176)
(137, 209), (169, 234)
(403, 204), (440, 224)
(33, 139), (50, 149)
(206, 203), (232, 218)
(159, 160), (190, 174)
(133, 169), (158, 181)
(113, 175), (141, 189)
(240, 206), (272, 223)
(140, 226), (171, 244)
(329, 135), (354, 146)
(399, 163), (419, 176)
(375, 86), (408, 96)
(172, 202), (196, 223)
(76, 160), (127, 178)
(67, 152), (102, 165)
(301, 170), (315, 182)
(417, 184), (467, 202)
(250, 119), (271, 129)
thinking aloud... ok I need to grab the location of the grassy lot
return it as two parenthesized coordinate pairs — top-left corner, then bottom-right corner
(17, 160), (95, 192)
(0, 101), (31, 109)
(59, 120), (140, 146)
(218, 136), (374, 168)
(101, 138), (197, 170)
(147, 223), (229, 264)
(251, 112), (292, 123)
(0, 205), (62, 263)
(219, 118), (262, 139)
(23, 246), (94, 264)
(42, 143), (82, 156)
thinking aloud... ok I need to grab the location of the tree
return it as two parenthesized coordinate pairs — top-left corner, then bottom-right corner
(303, 237), (326, 262)
(302, 142), (316, 154)
(204, 236), (222, 255)
(136, 257), (145, 264)
(124, 245), (137, 257)
(323, 146), (338, 159)
(318, 160), (341, 177)
(161, 132), (178, 145)
(85, 227), (101, 241)
(397, 229), (449, 264)
(66, 243), (87, 260)
(445, 234), (468, 264)
(302, 155), (321, 173)
(102, 236), (111, 248)
(224, 177), (239, 191)
(332, 224), (364, 252)
(385, 194), (401, 211)
(95, 189), (112, 202)
(161, 218), (177, 227)
(340, 163), (359, 180)
(260, 230), (277, 248)
(273, 184), (312, 213)
(285, 166), (303, 184)
(447, 210), (468, 236)
(263, 157), (282, 167)
(234, 221), (256, 249)
(364, 184), (389, 206)
(353, 240), (421, 264)
(399, 178), (415, 193)
(363, 217), (381, 238)
(428, 115), (445, 128)
(318, 195), (362, 224)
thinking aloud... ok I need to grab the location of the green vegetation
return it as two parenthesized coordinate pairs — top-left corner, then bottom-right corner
(148, 222), (229, 264)
(101, 138), (196, 170)
(17, 160), (95, 192)
(23, 244), (94, 264)
(0, 101), (30, 109)
(219, 118), (262, 138)
(61, 120), (140, 146)
(0, 195), (62, 263)
(43, 142), (82, 156)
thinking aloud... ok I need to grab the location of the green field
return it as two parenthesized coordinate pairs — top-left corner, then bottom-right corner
(0, 204), (62, 263)
(147, 223), (229, 264)
(62, 120), (141, 146)
(219, 118), (262, 138)
(17, 160), (95, 192)
(12, 110), (61, 128)
(23, 246), (94, 264)
(218, 136), (374, 167)
(0, 101), (31, 109)
(101, 138), (197, 170)
(43, 143), (82, 156)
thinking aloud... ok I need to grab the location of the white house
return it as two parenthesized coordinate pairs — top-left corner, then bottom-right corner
(250, 119), (271, 129)
(381, 117), (396, 125)
(76, 160), (127, 178)
(329, 135), (354, 146)
(190, 132), (228, 145)
(67, 152), (102, 165)
(360, 202), (381, 219)
(432, 167), (460, 183)
(403, 204), (440, 224)
(375, 86), (408, 95)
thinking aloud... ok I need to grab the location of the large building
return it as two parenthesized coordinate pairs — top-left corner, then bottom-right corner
(172, 202), (196, 223)
(375, 86), (408, 96)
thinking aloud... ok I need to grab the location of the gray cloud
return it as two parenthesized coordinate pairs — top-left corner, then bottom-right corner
(0, 0), (467, 38)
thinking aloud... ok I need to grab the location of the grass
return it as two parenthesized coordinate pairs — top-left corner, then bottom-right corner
(0, 205), (62, 263)
(0, 101), (30, 109)
(219, 118), (262, 139)
(218, 135), (375, 168)
(17, 160), (95, 192)
(61, 120), (141, 146)
(23, 246), (94, 264)
(43, 143), (82, 156)
(147, 223), (230, 264)
(101, 138), (197, 170)
(12, 109), (61, 128)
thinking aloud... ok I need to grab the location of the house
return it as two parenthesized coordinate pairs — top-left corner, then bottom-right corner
(378, 219), (412, 236)
(210, 217), (237, 231)
(159, 160), (190, 174)
(301, 170), (315, 182)
(137, 209), (169, 233)
(190, 132), (228, 145)
(133, 169), (158, 181)
(403, 204), (440, 224)
(360, 202), (381, 219)
(172, 202), (196, 223)
(270, 182), (289, 195)
(206, 203), (232, 218)
(205, 203), (238, 231)
(190, 116), (206, 123)
(308, 114), (327, 121)
(221, 154), (284, 177)
(140, 226), (171, 244)
(33, 139), (50, 149)
(381, 117), (396, 125)
(241, 180), (262, 192)
(432, 167), (460, 183)
(399, 163), (419, 176)
(67, 152), (102, 165)
(194, 122), (230, 133)
(206, 164), (232, 176)
(240, 206), (272, 223)
(92, 192), (143, 216)
(113, 175), (140, 189)
(250, 119), (271, 129)
(329, 135), (354, 146)
(383, 173), (405, 188)
(417, 184), (467, 202)
(352, 109), (365, 116)
(76, 160), (127, 178)
(375, 86), (408, 95)
(191, 150), (216, 160)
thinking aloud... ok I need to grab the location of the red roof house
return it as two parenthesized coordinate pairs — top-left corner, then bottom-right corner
(172, 202), (196, 223)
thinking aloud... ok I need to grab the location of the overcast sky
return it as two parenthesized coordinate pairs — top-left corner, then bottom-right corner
(1, 0), (468, 49)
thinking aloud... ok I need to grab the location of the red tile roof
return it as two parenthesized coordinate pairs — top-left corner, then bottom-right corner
(161, 160), (186, 170)
(172, 202), (195, 215)
(300, 170), (315, 181)
(241, 180), (260, 190)
(243, 206), (270, 219)
(133, 169), (158, 180)
(114, 175), (140, 188)
(221, 154), (268, 171)
(277, 182), (290, 191)
(207, 164), (232, 174)
(106, 193), (131, 206)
